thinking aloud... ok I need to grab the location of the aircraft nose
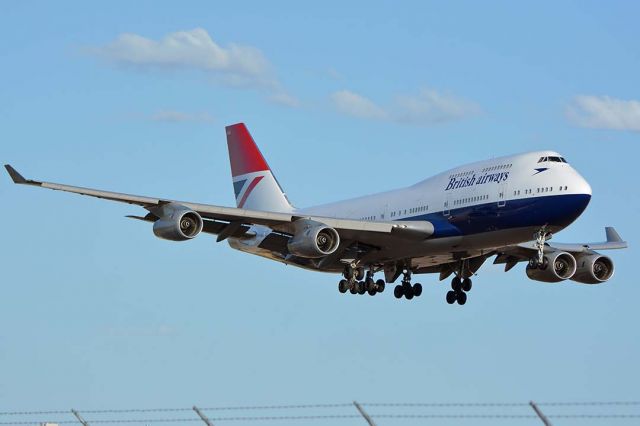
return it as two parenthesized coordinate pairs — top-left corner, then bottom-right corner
(575, 172), (592, 196)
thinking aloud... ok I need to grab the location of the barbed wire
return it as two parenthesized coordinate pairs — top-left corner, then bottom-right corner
(3, 413), (640, 425)
(1, 401), (639, 425)
(3, 400), (639, 416)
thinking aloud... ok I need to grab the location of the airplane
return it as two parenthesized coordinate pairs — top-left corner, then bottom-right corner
(4, 123), (627, 305)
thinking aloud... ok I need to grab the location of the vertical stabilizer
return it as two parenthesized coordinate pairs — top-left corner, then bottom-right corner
(225, 123), (294, 212)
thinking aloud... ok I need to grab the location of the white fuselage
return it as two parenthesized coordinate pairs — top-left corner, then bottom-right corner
(230, 150), (593, 272)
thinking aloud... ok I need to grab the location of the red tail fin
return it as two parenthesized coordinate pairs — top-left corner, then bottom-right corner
(226, 123), (270, 177)
(225, 123), (293, 212)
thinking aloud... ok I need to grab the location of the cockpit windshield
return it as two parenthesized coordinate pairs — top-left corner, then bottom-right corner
(538, 156), (567, 163)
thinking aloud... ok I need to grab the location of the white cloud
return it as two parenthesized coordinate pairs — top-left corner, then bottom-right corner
(89, 28), (298, 106)
(331, 90), (388, 120)
(567, 95), (640, 131)
(92, 28), (268, 77)
(268, 92), (300, 108)
(330, 88), (479, 125)
(394, 88), (480, 124)
(149, 110), (215, 124)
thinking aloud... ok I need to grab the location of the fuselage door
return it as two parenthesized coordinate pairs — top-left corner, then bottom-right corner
(498, 183), (507, 208)
(443, 192), (451, 217)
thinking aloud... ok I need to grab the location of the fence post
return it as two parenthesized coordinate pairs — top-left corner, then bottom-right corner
(193, 406), (215, 426)
(353, 401), (376, 426)
(529, 401), (553, 426)
(70, 410), (89, 426)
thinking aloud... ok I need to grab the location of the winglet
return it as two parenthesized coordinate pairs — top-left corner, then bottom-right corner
(605, 227), (623, 243)
(4, 164), (27, 184)
(4, 165), (41, 186)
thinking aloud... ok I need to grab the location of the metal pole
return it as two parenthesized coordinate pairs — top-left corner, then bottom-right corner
(71, 410), (89, 426)
(353, 401), (376, 426)
(193, 406), (215, 426)
(529, 401), (553, 426)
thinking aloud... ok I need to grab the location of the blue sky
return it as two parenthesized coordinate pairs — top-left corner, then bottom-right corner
(1, 1), (639, 424)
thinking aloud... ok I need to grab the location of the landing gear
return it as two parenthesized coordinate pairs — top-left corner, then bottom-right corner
(393, 271), (422, 301)
(447, 275), (472, 305)
(338, 267), (385, 296)
(530, 227), (553, 269)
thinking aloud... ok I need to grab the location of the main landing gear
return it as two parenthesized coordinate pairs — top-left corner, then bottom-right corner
(338, 266), (385, 296)
(393, 271), (422, 300)
(446, 276), (472, 305)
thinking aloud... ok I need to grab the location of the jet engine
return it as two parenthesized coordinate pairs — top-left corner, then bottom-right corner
(571, 254), (614, 284)
(287, 221), (340, 258)
(152, 204), (203, 241)
(526, 251), (577, 283)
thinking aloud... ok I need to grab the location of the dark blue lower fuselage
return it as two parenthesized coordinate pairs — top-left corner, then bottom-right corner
(402, 194), (591, 238)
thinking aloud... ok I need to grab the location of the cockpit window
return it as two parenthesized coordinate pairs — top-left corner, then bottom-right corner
(538, 156), (568, 163)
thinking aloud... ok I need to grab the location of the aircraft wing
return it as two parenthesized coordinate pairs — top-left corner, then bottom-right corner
(4, 165), (434, 247)
(516, 227), (627, 252)
(493, 226), (627, 270)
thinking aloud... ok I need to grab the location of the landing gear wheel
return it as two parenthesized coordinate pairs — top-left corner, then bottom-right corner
(451, 276), (462, 291)
(405, 287), (414, 300)
(367, 288), (377, 296)
(343, 267), (354, 280)
(365, 277), (375, 292)
(338, 279), (349, 293)
(446, 290), (456, 304)
(394, 285), (403, 299)
(462, 278), (472, 292)
(357, 281), (366, 295)
(375, 279), (386, 293)
(456, 291), (467, 305)
(349, 281), (357, 294)
(355, 268), (365, 281)
(412, 283), (423, 297)
(540, 257), (549, 270)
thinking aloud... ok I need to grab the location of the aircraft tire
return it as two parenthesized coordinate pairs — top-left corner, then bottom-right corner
(462, 278), (472, 292)
(338, 279), (349, 293)
(413, 283), (423, 297)
(456, 291), (467, 305)
(446, 291), (456, 304)
(394, 285), (403, 299)
(451, 276), (462, 291)
(375, 279), (386, 293)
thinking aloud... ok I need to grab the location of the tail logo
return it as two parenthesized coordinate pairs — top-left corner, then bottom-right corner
(235, 175), (264, 208)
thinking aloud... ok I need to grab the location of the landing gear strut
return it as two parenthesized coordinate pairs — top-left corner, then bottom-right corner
(394, 270), (422, 301)
(529, 227), (553, 269)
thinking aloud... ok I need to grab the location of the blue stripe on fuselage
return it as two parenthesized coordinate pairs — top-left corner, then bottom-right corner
(401, 194), (591, 238)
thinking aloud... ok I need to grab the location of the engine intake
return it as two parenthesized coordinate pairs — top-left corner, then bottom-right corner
(152, 203), (203, 241)
(526, 251), (577, 283)
(287, 220), (340, 258)
(571, 254), (614, 284)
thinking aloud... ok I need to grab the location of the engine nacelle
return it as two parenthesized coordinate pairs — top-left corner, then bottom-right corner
(571, 254), (614, 284)
(526, 251), (577, 283)
(287, 221), (340, 258)
(152, 204), (203, 241)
